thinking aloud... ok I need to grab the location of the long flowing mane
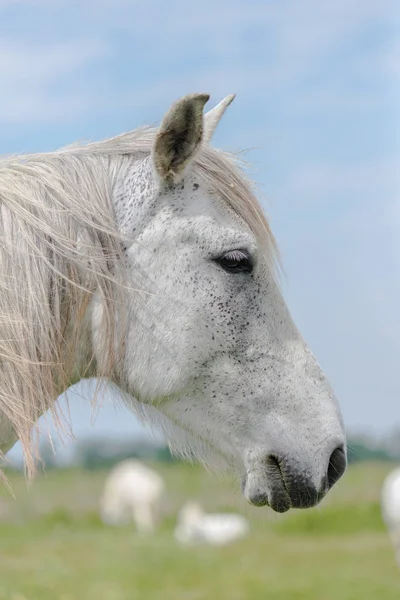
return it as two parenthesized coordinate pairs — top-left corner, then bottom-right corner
(0, 127), (278, 477)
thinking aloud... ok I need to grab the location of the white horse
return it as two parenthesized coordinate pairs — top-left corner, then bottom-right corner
(0, 92), (346, 512)
(99, 460), (165, 533)
(174, 501), (249, 546)
(381, 467), (400, 566)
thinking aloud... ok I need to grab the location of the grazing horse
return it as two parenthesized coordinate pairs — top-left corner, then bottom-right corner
(100, 460), (165, 533)
(381, 467), (400, 566)
(0, 92), (346, 512)
(174, 501), (250, 546)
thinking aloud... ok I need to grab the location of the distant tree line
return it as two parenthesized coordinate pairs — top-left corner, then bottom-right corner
(347, 439), (394, 464)
(74, 438), (177, 470)
(5, 429), (400, 473)
(38, 437), (179, 471)
(38, 430), (400, 470)
(347, 429), (400, 464)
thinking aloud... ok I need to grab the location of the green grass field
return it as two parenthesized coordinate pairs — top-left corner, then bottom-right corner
(0, 461), (399, 600)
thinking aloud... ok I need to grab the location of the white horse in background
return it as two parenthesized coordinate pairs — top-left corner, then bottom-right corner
(100, 460), (165, 533)
(0, 91), (347, 513)
(174, 501), (249, 546)
(381, 467), (400, 566)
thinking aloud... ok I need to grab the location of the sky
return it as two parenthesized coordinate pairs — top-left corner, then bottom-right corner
(1, 0), (399, 464)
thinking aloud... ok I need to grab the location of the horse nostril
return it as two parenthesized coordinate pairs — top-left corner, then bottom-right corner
(265, 453), (282, 473)
(327, 445), (347, 489)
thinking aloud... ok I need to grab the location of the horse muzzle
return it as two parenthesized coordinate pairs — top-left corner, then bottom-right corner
(242, 444), (347, 513)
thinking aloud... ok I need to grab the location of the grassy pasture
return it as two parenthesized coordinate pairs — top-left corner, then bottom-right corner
(0, 461), (399, 600)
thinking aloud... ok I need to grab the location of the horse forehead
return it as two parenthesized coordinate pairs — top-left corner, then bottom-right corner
(156, 193), (253, 247)
(159, 177), (245, 227)
(160, 215), (253, 249)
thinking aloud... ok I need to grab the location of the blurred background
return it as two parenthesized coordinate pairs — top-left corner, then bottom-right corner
(0, 1), (399, 599)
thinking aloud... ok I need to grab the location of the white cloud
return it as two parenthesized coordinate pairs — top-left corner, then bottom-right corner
(0, 40), (108, 86)
(0, 39), (110, 123)
(0, 0), (397, 123)
(279, 158), (400, 207)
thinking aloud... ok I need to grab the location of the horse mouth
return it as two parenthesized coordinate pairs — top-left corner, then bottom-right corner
(241, 475), (292, 513)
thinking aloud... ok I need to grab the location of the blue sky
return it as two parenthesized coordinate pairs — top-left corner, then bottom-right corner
(1, 0), (399, 463)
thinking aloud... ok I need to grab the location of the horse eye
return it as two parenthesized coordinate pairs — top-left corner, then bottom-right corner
(215, 250), (253, 274)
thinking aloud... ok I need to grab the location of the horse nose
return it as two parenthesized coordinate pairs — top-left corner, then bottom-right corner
(245, 444), (347, 513)
(327, 445), (347, 489)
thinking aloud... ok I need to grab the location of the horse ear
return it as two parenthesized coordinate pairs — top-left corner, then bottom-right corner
(153, 93), (210, 184)
(203, 94), (236, 143)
